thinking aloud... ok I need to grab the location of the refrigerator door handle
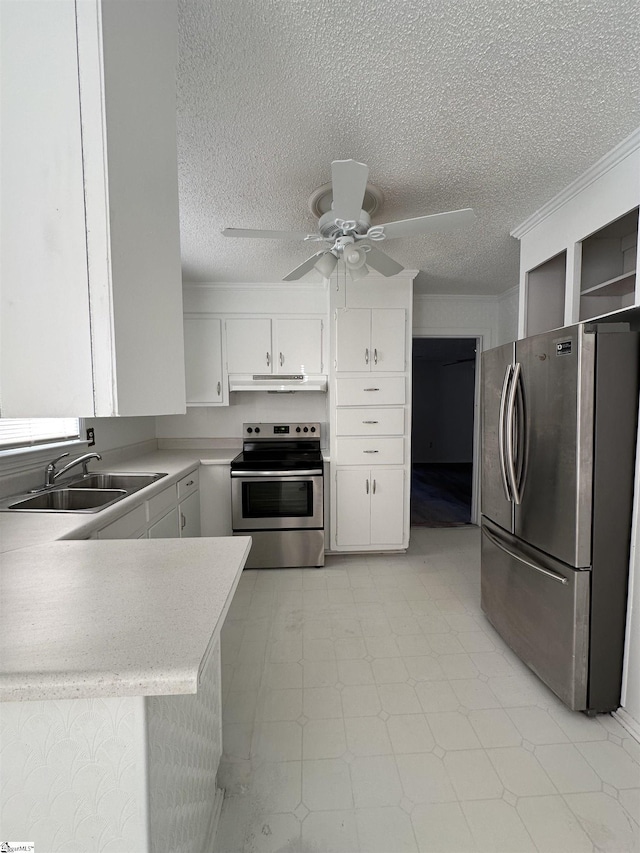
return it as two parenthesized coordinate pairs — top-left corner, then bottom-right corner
(506, 361), (522, 504)
(482, 525), (569, 585)
(498, 364), (513, 501)
(514, 365), (526, 497)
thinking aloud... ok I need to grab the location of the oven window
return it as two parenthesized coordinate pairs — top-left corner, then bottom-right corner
(242, 480), (314, 518)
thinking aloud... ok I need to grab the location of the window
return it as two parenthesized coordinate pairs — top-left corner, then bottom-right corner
(0, 418), (81, 452)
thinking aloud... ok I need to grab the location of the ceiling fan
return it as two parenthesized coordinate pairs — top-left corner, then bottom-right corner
(222, 159), (476, 281)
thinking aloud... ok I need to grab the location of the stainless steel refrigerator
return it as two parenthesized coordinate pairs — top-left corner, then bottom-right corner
(481, 322), (639, 713)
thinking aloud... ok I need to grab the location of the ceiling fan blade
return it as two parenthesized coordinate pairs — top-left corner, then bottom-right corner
(282, 252), (325, 281)
(364, 245), (404, 277)
(375, 208), (476, 240)
(331, 159), (369, 221)
(222, 228), (311, 240)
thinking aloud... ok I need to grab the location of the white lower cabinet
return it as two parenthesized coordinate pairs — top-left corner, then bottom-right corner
(179, 490), (201, 538)
(97, 468), (201, 540)
(148, 507), (180, 539)
(335, 468), (404, 548)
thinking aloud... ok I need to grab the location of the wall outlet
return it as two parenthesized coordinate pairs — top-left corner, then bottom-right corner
(86, 427), (96, 447)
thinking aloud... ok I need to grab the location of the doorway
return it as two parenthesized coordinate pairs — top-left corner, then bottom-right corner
(411, 337), (478, 527)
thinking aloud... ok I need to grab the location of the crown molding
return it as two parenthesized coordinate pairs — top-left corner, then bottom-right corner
(182, 280), (328, 291)
(511, 126), (640, 239)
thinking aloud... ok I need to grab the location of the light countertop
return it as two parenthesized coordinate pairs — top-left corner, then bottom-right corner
(0, 447), (250, 703)
(0, 449), (234, 553)
(0, 536), (251, 702)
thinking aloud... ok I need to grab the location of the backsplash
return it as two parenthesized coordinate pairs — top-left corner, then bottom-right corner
(155, 391), (329, 446)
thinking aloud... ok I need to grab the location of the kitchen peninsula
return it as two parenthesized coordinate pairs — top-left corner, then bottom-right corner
(0, 500), (250, 851)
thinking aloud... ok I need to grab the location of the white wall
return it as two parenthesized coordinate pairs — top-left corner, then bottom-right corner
(413, 291), (518, 350)
(156, 393), (329, 445)
(0, 416), (157, 499)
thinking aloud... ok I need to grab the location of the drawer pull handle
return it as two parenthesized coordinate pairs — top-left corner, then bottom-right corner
(362, 420), (379, 424)
(364, 388), (380, 392)
(186, 479), (194, 487)
(363, 449), (379, 453)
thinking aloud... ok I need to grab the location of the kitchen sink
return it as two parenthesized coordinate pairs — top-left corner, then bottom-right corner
(7, 488), (127, 512)
(66, 472), (167, 492)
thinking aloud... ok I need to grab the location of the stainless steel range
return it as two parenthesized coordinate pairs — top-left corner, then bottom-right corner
(231, 422), (324, 568)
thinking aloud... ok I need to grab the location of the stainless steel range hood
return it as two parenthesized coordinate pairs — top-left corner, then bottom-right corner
(228, 374), (327, 393)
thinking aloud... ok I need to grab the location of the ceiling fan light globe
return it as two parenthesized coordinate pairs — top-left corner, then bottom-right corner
(314, 251), (338, 277)
(348, 262), (369, 280)
(343, 245), (367, 269)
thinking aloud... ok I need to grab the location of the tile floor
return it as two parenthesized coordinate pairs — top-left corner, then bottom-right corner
(214, 527), (640, 853)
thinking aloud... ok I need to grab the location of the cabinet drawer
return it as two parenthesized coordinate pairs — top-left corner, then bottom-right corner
(98, 504), (146, 539)
(336, 407), (404, 436)
(147, 484), (177, 524)
(335, 437), (404, 465)
(336, 377), (405, 406)
(178, 468), (199, 501)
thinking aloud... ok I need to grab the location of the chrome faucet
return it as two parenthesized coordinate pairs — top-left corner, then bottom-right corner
(44, 452), (102, 488)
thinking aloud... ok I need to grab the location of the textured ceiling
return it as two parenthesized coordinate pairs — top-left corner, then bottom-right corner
(177, 0), (640, 294)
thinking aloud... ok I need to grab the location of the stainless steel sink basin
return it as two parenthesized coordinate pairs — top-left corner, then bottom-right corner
(7, 489), (127, 512)
(66, 472), (167, 492)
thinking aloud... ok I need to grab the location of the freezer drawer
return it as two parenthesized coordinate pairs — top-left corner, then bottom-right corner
(481, 519), (590, 710)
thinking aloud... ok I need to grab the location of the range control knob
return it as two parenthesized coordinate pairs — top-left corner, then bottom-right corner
(303, 426), (309, 433)
(247, 427), (253, 433)
(296, 426), (301, 433)
(255, 427), (260, 434)
(310, 426), (316, 433)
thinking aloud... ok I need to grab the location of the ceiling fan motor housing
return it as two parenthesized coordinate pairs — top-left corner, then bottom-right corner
(318, 209), (371, 240)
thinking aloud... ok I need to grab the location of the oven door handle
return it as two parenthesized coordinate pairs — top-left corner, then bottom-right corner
(230, 469), (323, 478)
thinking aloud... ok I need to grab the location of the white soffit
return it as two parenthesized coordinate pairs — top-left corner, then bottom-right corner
(176, 0), (640, 295)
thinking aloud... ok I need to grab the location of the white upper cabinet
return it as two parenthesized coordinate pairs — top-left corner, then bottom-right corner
(225, 317), (324, 374)
(225, 319), (273, 374)
(336, 309), (405, 372)
(0, 0), (185, 417)
(274, 319), (323, 374)
(184, 317), (225, 406)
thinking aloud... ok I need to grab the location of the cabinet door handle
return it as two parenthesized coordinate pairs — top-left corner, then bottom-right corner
(365, 348), (369, 365)
(363, 449), (379, 453)
(279, 352), (284, 367)
(266, 352), (271, 367)
(362, 420), (378, 424)
(366, 478), (369, 494)
(372, 479), (376, 494)
(185, 479), (194, 487)
(216, 381), (221, 396)
(364, 388), (380, 392)
(180, 512), (186, 530)
(374, 348), (378, 365)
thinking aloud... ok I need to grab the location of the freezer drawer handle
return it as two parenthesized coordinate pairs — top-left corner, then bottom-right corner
(482, 526), (568, 585)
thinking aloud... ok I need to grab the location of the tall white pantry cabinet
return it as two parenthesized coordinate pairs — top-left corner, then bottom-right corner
(329, 272), (415, 552)
(1, 0), (186, 417)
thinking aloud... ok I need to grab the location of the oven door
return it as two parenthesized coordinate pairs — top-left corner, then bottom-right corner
(231, 473), (323, 531)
